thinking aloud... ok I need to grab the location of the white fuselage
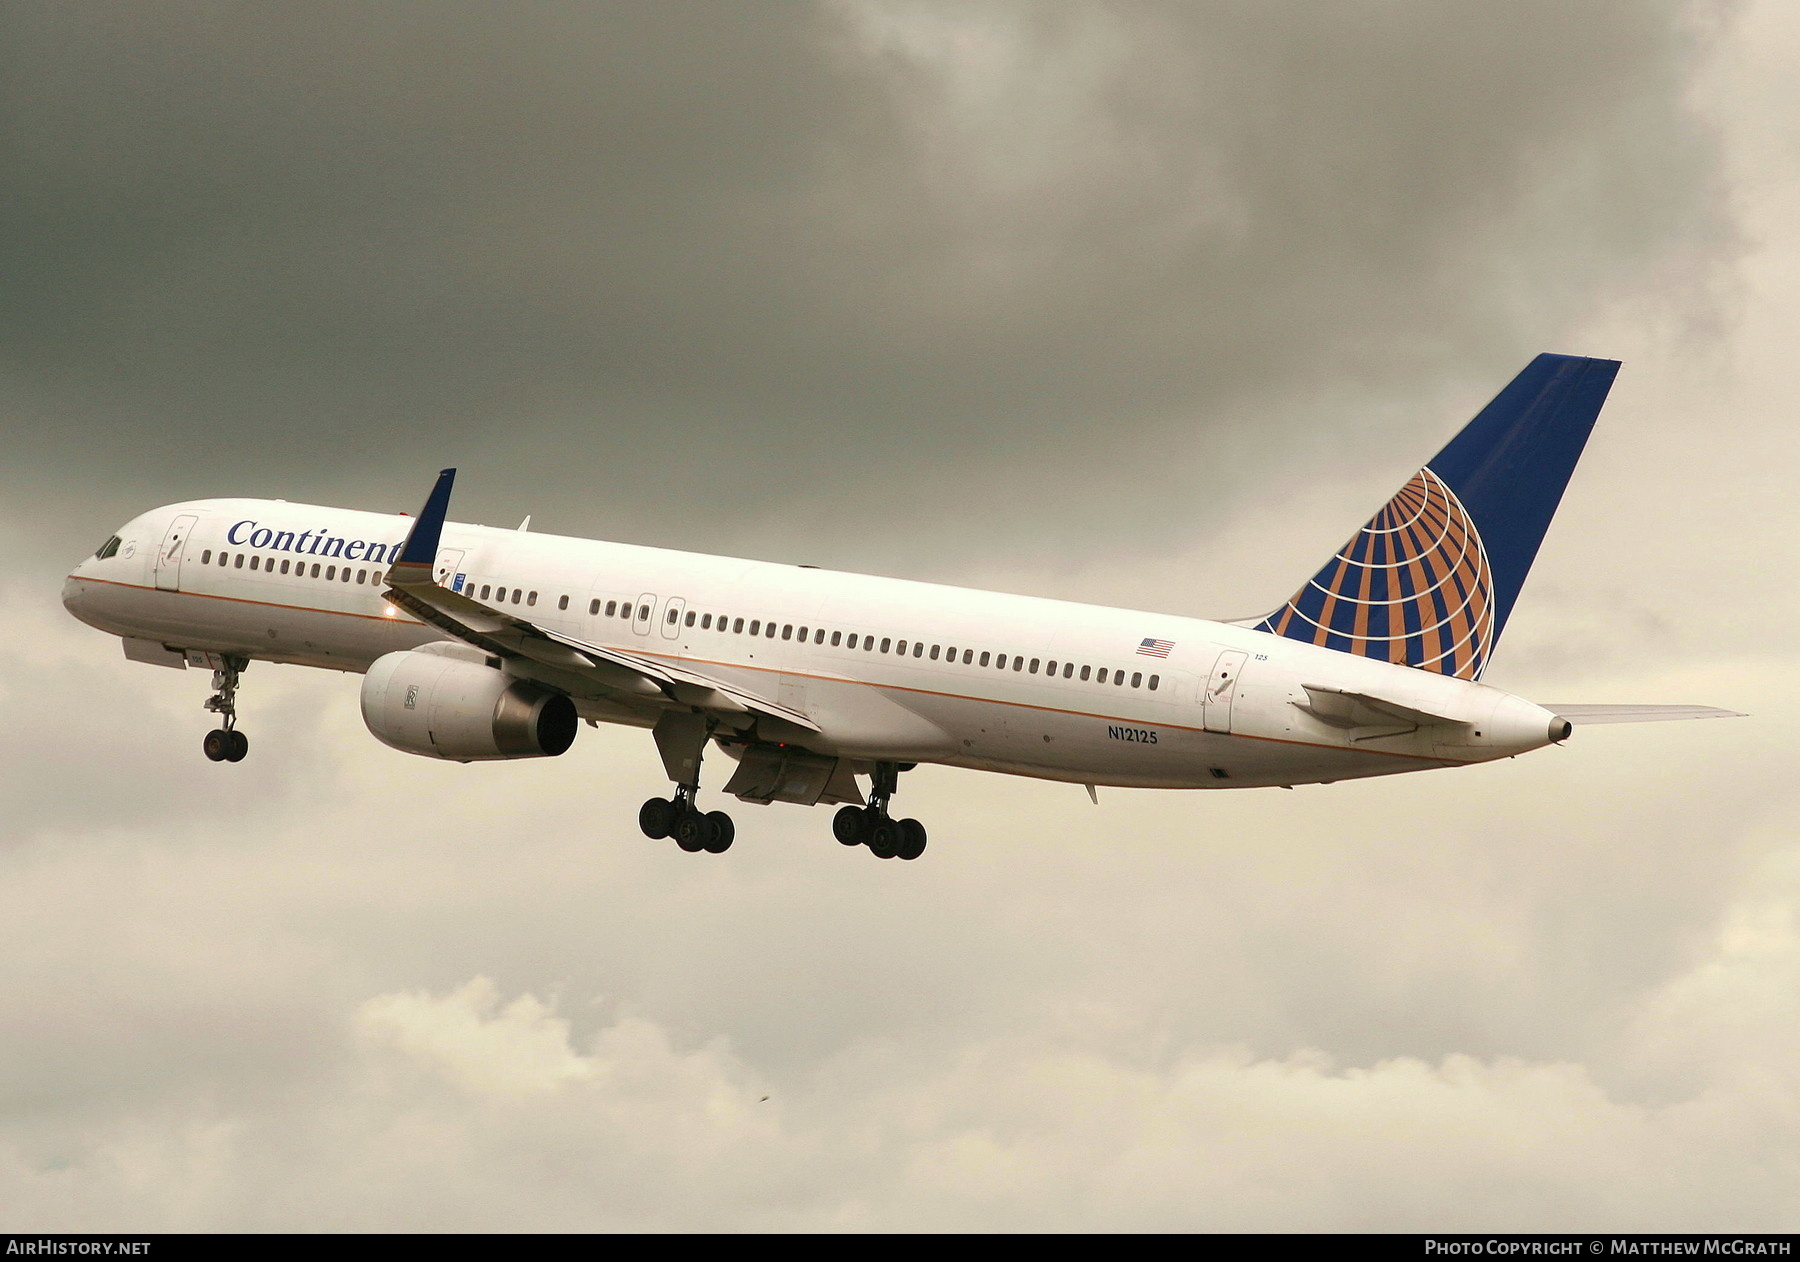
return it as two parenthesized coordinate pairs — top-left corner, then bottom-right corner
(62, 498), (1564, 790)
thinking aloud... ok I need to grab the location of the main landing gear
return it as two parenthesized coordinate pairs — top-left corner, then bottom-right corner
(832, 761), (926, 861)
(638, 789), (735, 854)
(639, 711), (735, 854)
(201, 654), (249, 763)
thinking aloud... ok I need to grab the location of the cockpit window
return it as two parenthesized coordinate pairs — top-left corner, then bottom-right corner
(95, 535), (121, 560)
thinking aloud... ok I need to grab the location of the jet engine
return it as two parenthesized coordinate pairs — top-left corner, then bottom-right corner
(361, 646), (577, 761)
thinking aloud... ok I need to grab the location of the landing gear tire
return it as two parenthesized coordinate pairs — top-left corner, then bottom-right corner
(203, 730), (230, 762)
(897, 818), (927, 861)
(225, 730), (248, 763)
(833, 805), (869, 846)
(868, 817), (901, 860)
(702, 811), (735, 854)
(639, 797), (678, 840)
(675, 810), (710, 853)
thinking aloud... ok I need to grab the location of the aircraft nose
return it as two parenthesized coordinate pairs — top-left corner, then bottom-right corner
(62, 572), (88, 615)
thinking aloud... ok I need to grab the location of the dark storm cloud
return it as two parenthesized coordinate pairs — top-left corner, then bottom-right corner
(2, 2), (1729, 570)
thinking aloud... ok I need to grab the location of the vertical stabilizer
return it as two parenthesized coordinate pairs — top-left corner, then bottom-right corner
(1255, 354), (1620, 680)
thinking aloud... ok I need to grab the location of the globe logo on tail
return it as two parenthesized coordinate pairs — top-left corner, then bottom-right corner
(1255, 467), (1495, 680)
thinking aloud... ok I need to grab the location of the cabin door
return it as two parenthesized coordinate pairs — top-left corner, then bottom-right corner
(1202, 650), (1250, 734)
(154, 514), (199, 592)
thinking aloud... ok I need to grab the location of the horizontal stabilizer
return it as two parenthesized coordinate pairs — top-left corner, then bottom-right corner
(1547, 704), (1746, 725)
(1294, 683), (1469, 733)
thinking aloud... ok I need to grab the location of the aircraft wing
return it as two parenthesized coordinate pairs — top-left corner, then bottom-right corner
(381, 470), (818, 734)
(1544, 704), (1746, 724)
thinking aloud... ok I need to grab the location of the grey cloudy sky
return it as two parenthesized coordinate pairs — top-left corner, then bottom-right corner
(3, 0), (1795, 1232)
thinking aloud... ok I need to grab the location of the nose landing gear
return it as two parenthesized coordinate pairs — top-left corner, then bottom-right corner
(200, 655), (249, 763)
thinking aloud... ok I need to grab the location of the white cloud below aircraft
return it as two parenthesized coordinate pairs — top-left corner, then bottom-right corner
(62, 355), (1739, 860)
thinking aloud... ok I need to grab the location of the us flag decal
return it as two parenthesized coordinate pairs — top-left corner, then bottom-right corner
(1137, 638), (1174, 658)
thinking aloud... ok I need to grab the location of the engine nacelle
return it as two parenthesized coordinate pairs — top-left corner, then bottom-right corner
(361, 646), (578, 761)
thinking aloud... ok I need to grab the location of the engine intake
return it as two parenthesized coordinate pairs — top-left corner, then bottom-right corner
(361, 647), (577, 761)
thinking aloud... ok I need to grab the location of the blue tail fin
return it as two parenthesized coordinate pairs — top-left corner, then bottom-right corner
(1254, 354), (1620, 680)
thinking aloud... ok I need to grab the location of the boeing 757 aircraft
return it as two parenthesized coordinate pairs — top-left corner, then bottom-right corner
(62, 355), (1738, 859)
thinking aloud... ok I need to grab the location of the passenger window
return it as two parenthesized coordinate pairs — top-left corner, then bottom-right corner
(684, 611), (694, 627)
(1114, 672), (1124, 686)
(701, 613), (712, 629)
(864, 636), (874, 651)
(750, 620), (761, 636)
(831, 631), (842, 647)
(1046, 660), (1056, 675)
(1131, 672), (1142, 688)
(1079, 665), (1090, 681)
(234, 555), (244, 569)
(1013, 657), (1023, 672)
(1097, 668), (1108, 684)
(250, 556), (260, 571)
(847, 634), (857, 649)
(1149, 675), (1159, 691)
(881, 638), (891, 654)
(1063, 663), (1074, 679)
(559, 595), (569, 611)
(281, 560), (291, 575)
(962, 650), (973, 665)
(798, 626), (808, 641)
(994, 654), (1005, 669)
(359, 569), (368, 583)
(782, 625), (793, 640)
(732, 618), (744, 633)
(930, 645), (940, 661)
(342, 568), (352, 582)
(896, 639), (906, 655)
(814, 628), (825, 644)
(766, 623), (776, 638)
(1029, 659), (1039, 674)
(201, 549), (211, 564)
(513, 591), (523, 605)
(481, 585), (492, 600)
(589, 599), (600, 615)
(311, 564), (320, 578)
(979, 652), (990, 667)
(525, 590), (534, 604)
(913, 642), (923, 658)
(495, 586), (507, 602)
(668, 608), (679, 625)
(325, 566), (335, 580)
(603, 600), (615, 616)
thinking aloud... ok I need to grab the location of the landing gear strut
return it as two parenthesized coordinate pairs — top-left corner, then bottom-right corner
(639, 711), (735, 854)
(832, 761), (927, 860)
(201, 655), (249, 763)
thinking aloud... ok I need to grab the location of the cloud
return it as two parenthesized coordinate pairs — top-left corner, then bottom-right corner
(357, 976), (597, 1098)
(4, 938), (1796, 1231)
(1, 2), (1734, 576)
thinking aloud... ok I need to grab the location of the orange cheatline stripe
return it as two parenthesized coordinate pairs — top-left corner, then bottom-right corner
(71, 575), (424, 625)
(73, 576), (1470, 765)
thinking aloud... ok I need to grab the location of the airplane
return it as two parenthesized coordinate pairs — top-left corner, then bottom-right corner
(61, 354), (1739, 860)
